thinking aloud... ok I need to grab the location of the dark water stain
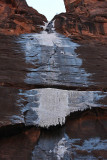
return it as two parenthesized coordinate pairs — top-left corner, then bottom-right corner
(76, 43), (107, 89)
(0, 128), (40, 160)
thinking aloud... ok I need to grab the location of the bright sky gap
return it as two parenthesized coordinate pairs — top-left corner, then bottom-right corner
(26, 0), (66, 21)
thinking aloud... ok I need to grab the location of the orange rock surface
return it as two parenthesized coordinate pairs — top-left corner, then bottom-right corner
(0, 0), (47, 35)
(54, 0), (107, 43)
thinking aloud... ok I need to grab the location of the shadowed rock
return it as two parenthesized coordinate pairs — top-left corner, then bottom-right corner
(0, 128), (40, 160)
(0, 105), (106, 159)
(0, 86), (24, 128)
(31, 108), (107, 160)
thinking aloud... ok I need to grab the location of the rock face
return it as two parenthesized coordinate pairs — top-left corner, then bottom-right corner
(0, 0), (47, 35)
(54, 0), (107, 43)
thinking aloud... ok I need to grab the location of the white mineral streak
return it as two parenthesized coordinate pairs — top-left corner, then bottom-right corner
(53, 138), (69, 160)
(53, 136), (107, 160)
(32, 88), (69, 127)
(33, 31), (62, 46)
(21, 88), (106, 128)
(31, 21), (79, 48)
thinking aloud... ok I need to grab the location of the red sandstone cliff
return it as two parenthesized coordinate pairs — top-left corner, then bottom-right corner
(54, 0), (107, 43)
(0, 0), (47, 35)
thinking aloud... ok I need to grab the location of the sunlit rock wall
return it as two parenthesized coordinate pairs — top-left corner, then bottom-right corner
(54, 0), (107, 43)
(0, 0), (47, 35)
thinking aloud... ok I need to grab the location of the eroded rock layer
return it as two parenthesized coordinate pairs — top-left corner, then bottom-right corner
(0, 0), (47, 35)
(54, 0), (107, 43)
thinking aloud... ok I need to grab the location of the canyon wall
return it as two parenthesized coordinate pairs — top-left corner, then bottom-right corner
(54, 0), (107, 43)
(0, 0), (47, 35)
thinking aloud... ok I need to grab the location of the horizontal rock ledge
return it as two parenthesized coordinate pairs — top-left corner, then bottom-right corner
(0, 82), (107, 92)
(0, 107), (106, 138)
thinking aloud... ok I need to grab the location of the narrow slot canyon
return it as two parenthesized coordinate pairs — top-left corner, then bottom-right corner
(0, 0), (107, 160)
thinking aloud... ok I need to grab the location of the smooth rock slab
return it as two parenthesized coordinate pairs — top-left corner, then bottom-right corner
(76, 44), (107, 89)
(0, 35), (28, 86)
(0, 86), (24, 128)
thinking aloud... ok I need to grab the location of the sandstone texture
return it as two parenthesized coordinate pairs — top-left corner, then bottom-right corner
(0, 0), (47, 35)
(54, 0), (107, 43)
